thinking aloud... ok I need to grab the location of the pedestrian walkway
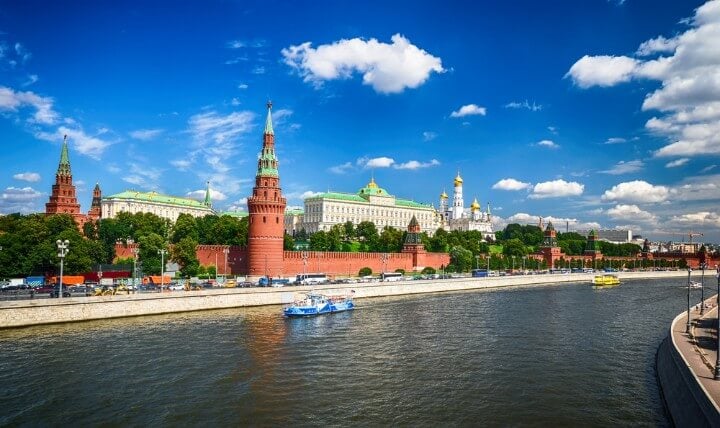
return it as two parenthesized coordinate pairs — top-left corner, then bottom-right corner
(672, 295), (720, 410)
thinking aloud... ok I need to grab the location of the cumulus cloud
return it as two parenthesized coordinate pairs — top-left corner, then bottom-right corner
(701, 164), (717, 173)
(0, 85), (58, 124)
(122, 162), (162, 189)
(129, 128), (163, 140)
(450, 104), (486, 118)
(601, 180), (669, 203)
(358, 156), (395, 168)
(567, 1), (720, 158)
(170, 159), (193, 171)
(13, 172), (40, 182)
(536, 139), (559, 149)
(666, 158), (689, 168)
(565, 55), (638, 88)
(281, 33), (444, 94)
(227, 197), (249, 212)
(667, 211), (720, 228)
(501, 212), (601, 231)
(599, 159), (644, 175)
(0, 186), (43, 214)
(606, 204), (657, 222)
(504, 100), (542, 111)
(492, 178), (531, 191)
(529, 179), (584, 199)
(393, 159), (440, 170)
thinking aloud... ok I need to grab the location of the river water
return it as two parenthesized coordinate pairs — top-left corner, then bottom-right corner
(0, 277), (698, 426)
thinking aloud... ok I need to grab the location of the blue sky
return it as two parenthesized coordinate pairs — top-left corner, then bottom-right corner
(1, 0), (719, 242)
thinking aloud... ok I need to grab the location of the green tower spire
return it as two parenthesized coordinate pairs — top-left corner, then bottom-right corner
(264, 101), (274, 135)
(57, 134), (71, 176)
(204, 181), (212, 208)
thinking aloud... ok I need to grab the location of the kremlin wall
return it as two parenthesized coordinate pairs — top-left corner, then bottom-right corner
(51, 102), (713, 279)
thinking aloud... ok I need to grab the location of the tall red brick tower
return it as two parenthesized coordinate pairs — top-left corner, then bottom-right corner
(45, 135), (83, 222)
(247, 102), (287, 279)
(402, 215), (427, 269)
(87, 182), (102, 221)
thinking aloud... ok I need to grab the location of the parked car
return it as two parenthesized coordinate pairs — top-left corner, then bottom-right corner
(50, 284), (72, 298)
(68, 285), (93, 297)
(168, 283), (184, 291)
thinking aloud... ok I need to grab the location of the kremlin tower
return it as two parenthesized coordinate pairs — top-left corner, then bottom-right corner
(451, 172), (464, 220)
(45, 135), (82, 221)
(88, 182), (102, 221)
(247, 102), (287, 279)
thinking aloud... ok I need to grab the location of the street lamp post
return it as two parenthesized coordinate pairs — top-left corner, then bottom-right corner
(131, 248), (139, 289)
(158, 249), (167, 292)
(687, 267), (693, 335)
(223, 247), (229, 280)
(701, 263), (706, 315)
(475, 255), (480, 270)
(56, 240), (69, 299)
(380, 253), (389, 278)
(715, 265), (720, 380)
(301, 251), (308, 280)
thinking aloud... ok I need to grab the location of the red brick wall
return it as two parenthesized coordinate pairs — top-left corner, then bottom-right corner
(282, 250), (450, 278)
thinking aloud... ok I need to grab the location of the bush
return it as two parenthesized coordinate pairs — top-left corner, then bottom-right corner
(394, 268), (405, 275)
(359, 267), (372, 277)
(421, 266), (436, 274)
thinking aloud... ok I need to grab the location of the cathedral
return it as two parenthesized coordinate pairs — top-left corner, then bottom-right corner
(438, 172), (495, 241)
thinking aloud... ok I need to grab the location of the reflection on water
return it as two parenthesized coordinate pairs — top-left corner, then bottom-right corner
(0, 278), (689, 425)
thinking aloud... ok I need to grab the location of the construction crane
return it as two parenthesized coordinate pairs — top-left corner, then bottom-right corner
(656, 230), (704, 244)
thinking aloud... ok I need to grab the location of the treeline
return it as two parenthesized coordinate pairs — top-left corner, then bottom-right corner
(0, 212), (249, 278)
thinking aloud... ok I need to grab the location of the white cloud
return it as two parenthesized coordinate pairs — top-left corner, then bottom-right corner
(636, 35), (680, 56)
(238, 83), (248, 89)
(500, 212), (601, 231)
(0, 186), (43, 214)
(667, 211), (720, 228)
(0, 85), (58, 124)
(668, 174), (720, 202)
(536, 139), (559, 149)
(393, 159), (440, 170)
(565, 55), (638, 88)
(568, 1), (720, 158)
(666, 158), (689, 168)
(504, 100), (542, 111)
(227, 40), (245, 49)
(422, 131), (437, 141)
(701, 164), (717, 173)
(329, 162), (353, 174)
(599, 159), (644, 175)
(604, 137), (627, 144)
(187, 188), (228, 202)
(252, 66), (266, 75)
(358, 156), (395, 168)
(230, 98), (241, 106)
(35, 126), (113, 160)
(606, 204), (657, 222)
(13, 172), (40, 182)
(281, 33), (444, 94)
(122, 162), (162, 189)
(529, 179), (584, 199)
(492, 178), (531, 191)
(450, 104), (486, 118)
(547, 126), (558, 134)
(272, 108), (293, 124)
(187, 109), (255, 195)
(601, 180), (669, 203)
(22, 74), (38, 87)
(284, 190), (322, 202)
(129, 128), (163, 140)
(170, 159), (193, 171)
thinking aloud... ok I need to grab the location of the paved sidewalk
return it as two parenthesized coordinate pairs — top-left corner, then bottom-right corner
(672, 295), (720, 409)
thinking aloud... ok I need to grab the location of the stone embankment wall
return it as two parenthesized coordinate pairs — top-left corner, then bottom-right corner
(0, 271), (688, 329)
(657, 306), (720, 426)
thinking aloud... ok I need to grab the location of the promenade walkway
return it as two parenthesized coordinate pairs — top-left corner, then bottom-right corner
(671, 294), (720, 414)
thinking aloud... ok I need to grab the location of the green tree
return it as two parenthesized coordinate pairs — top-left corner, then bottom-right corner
(450, 245), (473, 272)
(309, 231), (329, 251)
(138, 232), (167, 275)
(172, 213), (198, 243)
(502, 238), (528, 258)
(171, 237), (200, 277)
(284, 233), (295, 251)
(343, 221), (355, 239)
(358, 266), (372, 276)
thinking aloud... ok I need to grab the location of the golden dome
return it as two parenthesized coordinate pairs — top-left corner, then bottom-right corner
(367, 177), (378, 188)
(454, 172), (463, 187)
(440, 190), (448, 199)
(471, 198), (480, 211)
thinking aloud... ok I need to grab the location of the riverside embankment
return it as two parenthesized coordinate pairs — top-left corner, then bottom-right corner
(0, 270), (694, 329)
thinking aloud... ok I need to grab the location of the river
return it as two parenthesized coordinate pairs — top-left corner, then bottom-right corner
(0, 277), (697, 426)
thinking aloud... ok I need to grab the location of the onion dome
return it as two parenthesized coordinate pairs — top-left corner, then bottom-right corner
(440, 190), (448, 199)
(367, 177), (378, 188)
(454, 172), (463, 187)
(471, 198), (480, 211)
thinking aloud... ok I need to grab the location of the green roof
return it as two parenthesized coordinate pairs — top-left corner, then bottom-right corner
(105, 191), (213, 209)
(57, 135), (71, 176)
(264, 102), (274, 135)
(306, 192), (432, 209)
(285, 208), (304, 215)
(395, 199), (433, 209)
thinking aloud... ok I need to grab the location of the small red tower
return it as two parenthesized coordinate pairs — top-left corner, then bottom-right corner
(45, 135), (83, 222)
(88, 182), (102, 221)
(247, 102), (287, 279)
(402, 215), (427, 269)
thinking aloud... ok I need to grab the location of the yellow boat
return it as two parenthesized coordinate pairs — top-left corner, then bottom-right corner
(592, 274), (620, 286)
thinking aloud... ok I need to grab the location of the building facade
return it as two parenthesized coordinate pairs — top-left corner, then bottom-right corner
(101, 182), (214, 222)
(294, 178), (438, 235)
(438, 172), (494, 240)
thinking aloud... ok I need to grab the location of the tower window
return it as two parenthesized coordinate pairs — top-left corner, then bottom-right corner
(263, 216), (266, 223)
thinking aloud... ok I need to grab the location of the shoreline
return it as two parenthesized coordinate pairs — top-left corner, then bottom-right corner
(0, 270), (696, 329)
